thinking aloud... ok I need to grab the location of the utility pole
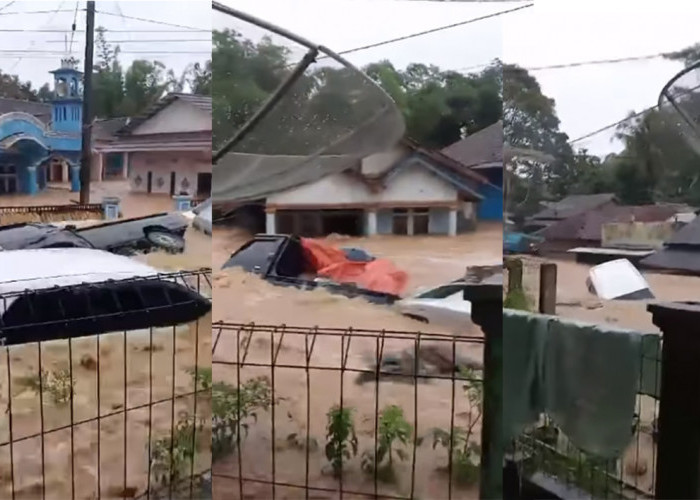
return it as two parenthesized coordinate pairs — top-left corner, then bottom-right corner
(79, 1), (95, 204)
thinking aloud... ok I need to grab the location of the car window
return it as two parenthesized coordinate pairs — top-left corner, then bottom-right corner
(223, 239), (280, 271)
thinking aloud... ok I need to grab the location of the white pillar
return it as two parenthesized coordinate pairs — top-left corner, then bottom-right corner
(266, 210), (276, 234)
(448, 208), (458, 236)
(366, 210), (377, 236)
(407, 210), (414, 236)
(122, 152), (129, 179)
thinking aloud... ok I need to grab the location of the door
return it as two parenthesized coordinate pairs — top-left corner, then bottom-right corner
(147, 171), (153, 193)
(170, 172), (176, 195)
(52, 163), (63, 182)
(197, 172), (212, 197)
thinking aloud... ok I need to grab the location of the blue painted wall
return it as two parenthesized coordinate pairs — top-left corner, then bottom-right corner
(477, 167), (503, 221)
(377, 210), (393, 235)
(429, 208), (450, 234)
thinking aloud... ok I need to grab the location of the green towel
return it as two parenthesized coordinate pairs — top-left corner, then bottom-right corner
(503, 309), (549, 442)
(544, 318), (643, 459)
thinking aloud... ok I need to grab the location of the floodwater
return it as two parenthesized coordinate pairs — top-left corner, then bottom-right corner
(0, 180), (174, 218)
(211, 224), (502, 499)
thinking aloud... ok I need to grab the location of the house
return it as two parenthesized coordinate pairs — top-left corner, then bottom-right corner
(441, 121), (503, 221)
(538, 204), (679, 254)
(0, 57), (83, 195)
(640, 211), (700, 275)
(218, 139), (490, 237)
(525, 193), (618, 233)
(92, 93), (212, 198)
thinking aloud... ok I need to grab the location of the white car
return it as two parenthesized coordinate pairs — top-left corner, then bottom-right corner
(396, 280), (472, 329)
(0, 248), (211, 344)
(184, 198), (212, 236)
(587, 258), (654, 301)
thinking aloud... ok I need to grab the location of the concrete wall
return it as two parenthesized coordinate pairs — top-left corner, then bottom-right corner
(131, 99), (211, 135)
(268, 163), (459, 205)
(377, 210), (393, 234)
(602, 221), (675, 249)
(129, 150), (210, 196)
(429, 207), (450, 234)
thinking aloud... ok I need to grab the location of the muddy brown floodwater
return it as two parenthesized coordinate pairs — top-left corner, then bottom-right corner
(0, 195), (213, 499)
(211, 224), (502, 500)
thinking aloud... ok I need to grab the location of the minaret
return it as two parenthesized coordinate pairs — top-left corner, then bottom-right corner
(49, 56), (83, 134)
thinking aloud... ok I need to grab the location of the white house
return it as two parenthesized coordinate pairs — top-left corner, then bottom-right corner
(256, 139), (488, 237)
(92, 93), (212, 198)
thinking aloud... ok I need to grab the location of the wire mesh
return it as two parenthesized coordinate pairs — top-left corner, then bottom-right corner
(0, 270), (213, 499)
(658, 61), (700, 157)
(511, 330), (661, 499)
(211, 322), (485, 499)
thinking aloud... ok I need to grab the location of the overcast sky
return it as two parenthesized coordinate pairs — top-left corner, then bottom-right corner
(504, 0), (700, 156)
(1, 1), (210, 90)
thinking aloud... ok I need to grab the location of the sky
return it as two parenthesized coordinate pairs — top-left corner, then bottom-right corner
(504, 0), (700, 156)
(0, 1), (210, 90)
(215, 0), (506, 76)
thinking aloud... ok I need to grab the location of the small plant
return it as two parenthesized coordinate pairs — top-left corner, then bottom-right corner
(432, 367), (483, 486)
(22, 368), (75, 405)
(189, 366), (212, 391)
(361, 404), (413, 482)
(325, 405), (358, 477)
(211, 376), (272, 462)
(150, 411), (206, 490)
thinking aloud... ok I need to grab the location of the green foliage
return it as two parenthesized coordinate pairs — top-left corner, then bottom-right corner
(432, 368), (483, 486)
(361, 405), (413, 482)
(325, 405), (359, 477)
(188, 366), (212, 391)
(504, 288), (531, 311)
(211, 376), (272, 462)
(211, 29), (502, 152)
(21, 368), (75, 405)
(150, 411), (206, 489)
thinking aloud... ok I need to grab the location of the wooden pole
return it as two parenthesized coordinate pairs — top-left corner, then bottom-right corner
(538, 262), (557, 315)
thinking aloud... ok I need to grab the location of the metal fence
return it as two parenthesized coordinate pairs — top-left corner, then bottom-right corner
(510, 333), (662, 499)
(211, 322), (485, 499)
(0, 269), (212, 499)
(0, 203), (104, 225)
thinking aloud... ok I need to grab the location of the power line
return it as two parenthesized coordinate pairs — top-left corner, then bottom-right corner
(43, 38), (211, 44)
(94, 9), (208, 32)
(0, 9), (75, 15)
(10, 0), (68, 72)
(0, 2), (16, 12)
(332, 3), (533, 58)
(569, 81), (700, 144)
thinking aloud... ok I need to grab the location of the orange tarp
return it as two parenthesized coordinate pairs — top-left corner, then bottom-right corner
(301, 238), (408, 296)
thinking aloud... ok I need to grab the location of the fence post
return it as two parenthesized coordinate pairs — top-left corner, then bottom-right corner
(463, 268), (503, 500)
(538, 263), (557, 315)
(504, 257), (523, 293)
(647, 301), (700, 500)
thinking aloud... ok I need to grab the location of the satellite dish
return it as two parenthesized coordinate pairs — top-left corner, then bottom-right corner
(658, 61), (700, 156)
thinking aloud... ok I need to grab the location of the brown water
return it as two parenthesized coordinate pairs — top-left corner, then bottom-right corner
(0, 181), (174, 218)
(212, 225), (502, 499)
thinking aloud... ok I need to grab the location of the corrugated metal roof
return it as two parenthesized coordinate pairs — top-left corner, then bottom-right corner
(540, 204), (679, 242)
(640, 247), (700, 274)
(530, 193), (617, 221)
(441, 121), (503, 168)
(116, 92), (211, 135)
(0, 97), (51, 123)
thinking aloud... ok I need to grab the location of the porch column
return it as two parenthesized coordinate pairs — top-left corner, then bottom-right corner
(26, 166), (38, 195)
(122, 151), (129, 179)
(265, 208), (276, 234)
(366, 209), (377, 236)
(70, 163), (80, 192)
(448, 207), (458, 236)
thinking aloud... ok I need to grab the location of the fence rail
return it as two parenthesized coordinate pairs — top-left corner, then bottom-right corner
(211, 322), (485, 499)
(0, 270), (212, 499)
(0, 203), (104, 226)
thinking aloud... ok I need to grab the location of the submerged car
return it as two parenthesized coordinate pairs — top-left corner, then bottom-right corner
(0, 248), (211, 344)
(586, 258), (655, 300)
(396, 280), (472, 328)
(222, 234), (400, 304)
(192, 198), (212, 235)
(0, 212), (187, 255)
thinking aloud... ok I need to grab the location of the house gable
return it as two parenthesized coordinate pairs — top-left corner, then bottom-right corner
(130, 98), (211, 135)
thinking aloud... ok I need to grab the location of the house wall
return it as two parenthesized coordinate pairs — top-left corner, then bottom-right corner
(429, 208), (450, 233)
(268, 164), (459, 206)
(129, 150), (210, 196)
(377, 210), (393, 234)
(602, 222), (675, 249)
(131, 99), (211, 135)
